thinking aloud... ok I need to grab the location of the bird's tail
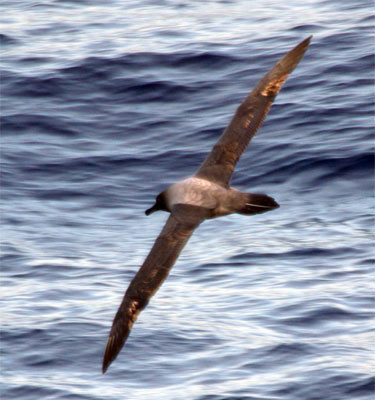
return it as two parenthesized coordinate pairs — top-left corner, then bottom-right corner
(236, 193), (279, 215)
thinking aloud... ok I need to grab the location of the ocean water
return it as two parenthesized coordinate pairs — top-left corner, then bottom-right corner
(1, 1), (374, 399)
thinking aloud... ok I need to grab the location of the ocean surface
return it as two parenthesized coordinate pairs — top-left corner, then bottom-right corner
(1, 1), (374, 399)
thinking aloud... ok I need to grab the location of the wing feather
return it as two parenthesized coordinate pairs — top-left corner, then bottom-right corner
(195, 36), (312, 187)
(102, 208), (206, 373)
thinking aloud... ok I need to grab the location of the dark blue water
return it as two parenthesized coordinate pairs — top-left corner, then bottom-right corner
(1, 1), (373, 399)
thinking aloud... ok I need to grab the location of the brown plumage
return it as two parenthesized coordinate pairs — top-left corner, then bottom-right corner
(102, 36), (311, 374)
(102, 208), (207, 373)
(195, 35), (312, 187)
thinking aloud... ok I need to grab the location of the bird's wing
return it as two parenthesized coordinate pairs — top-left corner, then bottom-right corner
(194, 36), (312, 187)
(102, 205), (209, 373)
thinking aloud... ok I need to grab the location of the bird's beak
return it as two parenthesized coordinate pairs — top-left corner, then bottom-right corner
(145, 202), (159, 216)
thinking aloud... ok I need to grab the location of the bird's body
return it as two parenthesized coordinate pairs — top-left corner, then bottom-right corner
(162, 176), (276, 219)
(102, 36), (312, 373)
(165, 177), (229, 213)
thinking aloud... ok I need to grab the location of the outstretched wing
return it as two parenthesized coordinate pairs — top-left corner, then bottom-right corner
(102, 205), (208, 374)
(195, 36), (312, 187)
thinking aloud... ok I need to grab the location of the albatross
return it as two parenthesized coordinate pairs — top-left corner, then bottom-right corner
(102, 36), (312, 373)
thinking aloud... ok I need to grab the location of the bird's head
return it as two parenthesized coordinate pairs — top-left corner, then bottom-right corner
(145, 192), (168, 216)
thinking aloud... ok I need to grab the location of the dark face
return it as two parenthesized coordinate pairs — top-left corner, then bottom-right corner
(145, 193), (168, 216)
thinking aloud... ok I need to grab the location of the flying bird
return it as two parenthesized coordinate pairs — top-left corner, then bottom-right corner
(102, 36), (312, 373)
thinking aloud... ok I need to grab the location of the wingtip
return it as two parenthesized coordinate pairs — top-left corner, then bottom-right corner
(299, 35), (313, 50)
(102, 348), (114, 374)
(102, 351), (110, 374)
(287, 35), (312, 60)
(254, 35), (311, 99)
(298, 35), (313, 55)
(102, 336), (116, 374)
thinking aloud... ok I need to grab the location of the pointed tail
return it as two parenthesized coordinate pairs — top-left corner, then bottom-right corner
(237, 193), (279, 215)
